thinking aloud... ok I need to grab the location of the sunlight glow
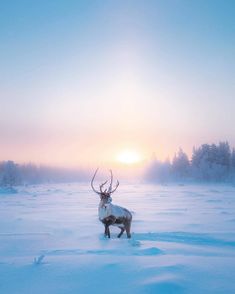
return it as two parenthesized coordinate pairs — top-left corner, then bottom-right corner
(116, 150), (142, 165)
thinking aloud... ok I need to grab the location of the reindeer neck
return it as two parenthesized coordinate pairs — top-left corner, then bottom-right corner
(99, 199), (112, 208)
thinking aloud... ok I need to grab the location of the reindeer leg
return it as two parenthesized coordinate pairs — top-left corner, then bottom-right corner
(103, 216), (116, 238)
(125, 221), (131, 239)
(102, 216), (116, 238)
(107, 226), (111, 238)
(104, 224), (111, 238)
(117, 227), (125, 238)
(104, 225), (108, 237)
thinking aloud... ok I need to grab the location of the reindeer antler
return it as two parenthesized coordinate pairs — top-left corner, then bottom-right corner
(108, 169), (119, 194)
(110, 180), (119, 194)
(91, 168), (109, 194)
(108, 169), (113, 192)
(91, 168), (100, 194)
(91, 168), (119, 195)
(99, 180), (108, 193)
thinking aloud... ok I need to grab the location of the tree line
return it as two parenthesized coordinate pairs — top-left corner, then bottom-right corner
(146, 142), (235, 183)
(0, 161), (88, 189)
(1, 141), (235, 189)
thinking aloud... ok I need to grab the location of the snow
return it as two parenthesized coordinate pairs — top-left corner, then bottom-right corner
(0, 183), (235, 293)
(0, 187), (18, 194)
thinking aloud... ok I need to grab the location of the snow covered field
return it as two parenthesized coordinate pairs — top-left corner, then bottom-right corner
(0, 183), (235, 294)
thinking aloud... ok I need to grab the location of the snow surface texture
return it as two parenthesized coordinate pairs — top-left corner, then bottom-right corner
(0, 183), (235, 294)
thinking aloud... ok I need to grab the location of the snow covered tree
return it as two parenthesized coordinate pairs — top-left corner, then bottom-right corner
(0, 161), (20, 188)
(230, 148), (235, 181)
(172, 148), (190, 180)
(231, 149), (235, 170)
(191, 142), (231, 181)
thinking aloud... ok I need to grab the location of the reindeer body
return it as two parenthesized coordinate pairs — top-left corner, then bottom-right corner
(91, 169), (132, 238)
(99, 201), (132, 238)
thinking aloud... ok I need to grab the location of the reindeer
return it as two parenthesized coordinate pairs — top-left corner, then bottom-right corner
(91, 168), (132, 238)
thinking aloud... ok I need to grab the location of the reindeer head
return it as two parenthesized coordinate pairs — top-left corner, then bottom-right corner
(91, 168), (119, 204)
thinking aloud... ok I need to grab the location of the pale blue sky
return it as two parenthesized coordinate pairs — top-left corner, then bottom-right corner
(0, 0), (234, 166)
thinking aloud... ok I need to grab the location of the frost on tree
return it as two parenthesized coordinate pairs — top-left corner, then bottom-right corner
(172, 148), (190, 180)
(146, 141), (235, 183)
(0, 161), (20, 190)
(191, 142), (231, 181)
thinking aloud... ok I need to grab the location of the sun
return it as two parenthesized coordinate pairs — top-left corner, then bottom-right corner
(116, 149), (142, 165)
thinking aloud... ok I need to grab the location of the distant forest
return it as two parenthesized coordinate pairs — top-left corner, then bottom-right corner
(0, 161), (89, 188)
(1, 141), (235, 188)
(146, 142), (235, 183)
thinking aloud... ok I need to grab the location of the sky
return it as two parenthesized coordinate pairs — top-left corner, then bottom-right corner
(0, 0), (235, 168)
